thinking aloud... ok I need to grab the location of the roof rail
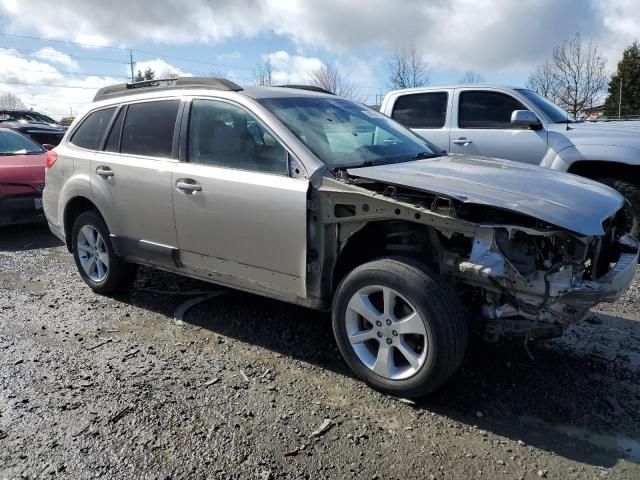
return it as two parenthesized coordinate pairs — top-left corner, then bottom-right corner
(93, 77), (243, 102)
(276, 85), (335, 95)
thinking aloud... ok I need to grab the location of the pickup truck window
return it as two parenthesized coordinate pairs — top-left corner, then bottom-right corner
(391, 92), (448, 129)
(259, 96), (439, 169)
(458, 91), (526, 129)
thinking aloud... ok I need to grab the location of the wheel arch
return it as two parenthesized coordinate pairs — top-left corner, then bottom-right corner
(63, 196), (105, 252)
(567, 160), (640, 185)
(331, 219), (444, 294)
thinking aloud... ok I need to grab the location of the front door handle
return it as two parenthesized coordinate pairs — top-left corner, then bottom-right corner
(452, 138), (473, 146)
(176, 179), (202, 193)
(96, 166), (114, 178)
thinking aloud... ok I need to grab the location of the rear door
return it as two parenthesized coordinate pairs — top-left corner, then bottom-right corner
(172, 98), (308, 297)
(389, 90), (452, 151)
(449, 89), (547, 164)
(91, 99), (181, 266)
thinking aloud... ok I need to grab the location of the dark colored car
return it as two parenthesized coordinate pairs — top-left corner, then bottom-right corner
(0, 128), (48, 227)
(0, 109), (67, 146)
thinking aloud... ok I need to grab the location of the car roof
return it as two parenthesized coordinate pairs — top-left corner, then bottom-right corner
(92, 77), (336, 104)
(386, 84), (523, 95)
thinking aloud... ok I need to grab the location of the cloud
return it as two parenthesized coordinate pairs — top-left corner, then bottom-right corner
(32, 47), (79, 70)
(215, 51), (242, 63)
(0, 48), (122, 118)
(267, 51), (324, 84)
(131, 59), (191, 78)
(2, 0), (638, 72)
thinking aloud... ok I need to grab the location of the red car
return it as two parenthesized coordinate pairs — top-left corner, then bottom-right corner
(0, 128), (49, 227)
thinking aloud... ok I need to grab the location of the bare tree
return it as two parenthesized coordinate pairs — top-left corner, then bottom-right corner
(388, 45), (430, 89)
(253, 56), (273, 86)
(526, 60), (559, 101)
(458, 71), (485, 84)
(158, 69), (179, 79)
(308, 65), (364, 101)
(527, 33), (608, 117)
(0, 92), (26, 109)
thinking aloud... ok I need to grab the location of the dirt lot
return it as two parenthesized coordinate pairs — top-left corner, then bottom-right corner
(1, 223), (639, 480)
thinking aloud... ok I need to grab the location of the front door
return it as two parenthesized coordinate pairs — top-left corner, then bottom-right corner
(449, 89), (548, 165)
(172, 98), (308, 297)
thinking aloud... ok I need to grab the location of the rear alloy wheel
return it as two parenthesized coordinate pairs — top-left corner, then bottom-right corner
(71, 210), (136, 294)
(76, 225), (110, 283)
(332, 257), (468, 398)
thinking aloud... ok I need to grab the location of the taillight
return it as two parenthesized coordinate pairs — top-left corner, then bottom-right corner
(45, 150), (57, 169)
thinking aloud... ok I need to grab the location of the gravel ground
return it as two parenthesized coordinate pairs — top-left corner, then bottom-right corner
(1, 223), (639, 480)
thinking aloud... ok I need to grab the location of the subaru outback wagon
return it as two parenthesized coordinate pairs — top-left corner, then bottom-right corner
(44, 78), (638, 397)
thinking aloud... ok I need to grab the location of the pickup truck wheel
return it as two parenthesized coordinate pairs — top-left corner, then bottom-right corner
(332, 257), (468, 398)
(598, 178), (640, 237)
(71, 210), (136, 294)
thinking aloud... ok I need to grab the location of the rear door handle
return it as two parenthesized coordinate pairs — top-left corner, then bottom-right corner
(176, 179), (202, 193)
(452, 138), (472, 146)
(96, 166), (114, 178)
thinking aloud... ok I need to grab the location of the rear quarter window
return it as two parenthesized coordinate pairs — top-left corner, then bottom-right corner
(391, 92), (448, 128)
(70, 107), (116, 150)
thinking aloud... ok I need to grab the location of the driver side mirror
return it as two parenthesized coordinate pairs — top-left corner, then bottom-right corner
(511, 110), (542, 130)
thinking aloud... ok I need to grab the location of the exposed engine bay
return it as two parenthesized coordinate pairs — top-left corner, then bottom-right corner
(311, 174), (639, 341)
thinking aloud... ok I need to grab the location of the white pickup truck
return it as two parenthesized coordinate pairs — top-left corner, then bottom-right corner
(380, 85), (640, 232)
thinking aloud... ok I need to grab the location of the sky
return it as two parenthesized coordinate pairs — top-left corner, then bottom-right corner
(0, 0), (638, 119)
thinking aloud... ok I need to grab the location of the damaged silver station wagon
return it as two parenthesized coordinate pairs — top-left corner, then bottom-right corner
(43, 78), (639, 397)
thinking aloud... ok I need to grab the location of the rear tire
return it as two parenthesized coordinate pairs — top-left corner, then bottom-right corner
(597, 178), (640, 237)
(71, 210), (136, 294)
(332, 257), (468, 398)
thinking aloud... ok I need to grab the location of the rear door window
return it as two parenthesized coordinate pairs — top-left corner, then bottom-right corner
(458, 91), (526, 129)
(120, 100), (180, 157)
(391, 92), (448, 128)
(70, 107), (116, 150)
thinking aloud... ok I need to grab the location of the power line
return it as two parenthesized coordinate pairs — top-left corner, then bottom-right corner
(0, 80), (103, 89)
(0, 46), (128, 64)
(3, 68), (129, 79)
(133, 49), (254, 71)
(0, 32), (131, 51)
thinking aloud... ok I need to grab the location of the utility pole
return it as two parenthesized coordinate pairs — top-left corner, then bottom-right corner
(618, 77), (622, 119)
(129, 49), (135, 83)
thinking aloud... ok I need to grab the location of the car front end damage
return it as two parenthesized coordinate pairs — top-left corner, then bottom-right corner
(315, 171), (639, 341)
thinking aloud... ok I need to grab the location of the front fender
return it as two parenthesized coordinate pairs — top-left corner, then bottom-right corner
(548, 145), (640, 172)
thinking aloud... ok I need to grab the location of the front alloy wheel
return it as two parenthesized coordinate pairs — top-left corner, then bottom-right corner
(346, 285), (428, 380)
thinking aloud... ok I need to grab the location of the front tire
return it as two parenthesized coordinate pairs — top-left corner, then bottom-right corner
(71, 210), (136, 294)
(332, 257), (468, 398)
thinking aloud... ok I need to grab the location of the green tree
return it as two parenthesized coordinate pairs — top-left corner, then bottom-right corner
(604, 41), (640, 117)
(134, 67), (155, 82)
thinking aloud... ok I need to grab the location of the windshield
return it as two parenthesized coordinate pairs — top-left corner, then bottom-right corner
(258, 96), (443, 168)
(0, 129), (46, 155)
(516, 89), (576, 123)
